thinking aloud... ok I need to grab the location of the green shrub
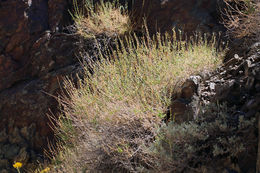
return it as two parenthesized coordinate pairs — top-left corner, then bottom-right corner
(149, 102), (256, 172)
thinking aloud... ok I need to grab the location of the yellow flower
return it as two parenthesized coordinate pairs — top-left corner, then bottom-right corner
(40, 167), (50, 173)
(13, 162), (22, 169)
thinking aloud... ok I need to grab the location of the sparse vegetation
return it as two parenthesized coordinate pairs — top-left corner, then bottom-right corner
(222, 0), (260, 39)
(149, 102), (256, 172)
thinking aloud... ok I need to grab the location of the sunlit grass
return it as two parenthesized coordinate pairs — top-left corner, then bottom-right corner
(71, 0), (131, 38)
(68, 31), (222, 124)
(49, 30), (224, 171)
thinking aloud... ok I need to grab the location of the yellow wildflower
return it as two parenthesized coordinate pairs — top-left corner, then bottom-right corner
(13, 162), (22, 169)
(40, 167), (50, 173)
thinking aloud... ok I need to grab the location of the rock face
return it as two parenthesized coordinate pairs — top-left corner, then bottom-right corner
(199, 42), (260, 115)
(131, 0), (224, 34)
(0, 0), (80, 171)
(0, 0), (223, 171)
(199, 41), (260, 173)
(168, 41), (260, 171)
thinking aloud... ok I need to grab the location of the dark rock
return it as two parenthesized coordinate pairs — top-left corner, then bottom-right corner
(0, 0), (79, 169)
(0, 129), (8, 143)
(245, 110), (257, 119)
(180, 79), (197, 100)
(245, 77), (255, 90)
(0, 170), (8, 173)
(169, 99), (193, 123)
(20, 124), (36, 141)
(132, 0), (224, 34)
(0, 159), (9, 169)
(8, 128), (24, 144)
(4, 144), (20, 160)
(242, 97), (260, 112)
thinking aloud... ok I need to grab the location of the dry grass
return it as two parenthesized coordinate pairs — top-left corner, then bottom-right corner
(46, 30), (223, 172)
(72, 0), (131, 38)
(221, 0), (260, 39)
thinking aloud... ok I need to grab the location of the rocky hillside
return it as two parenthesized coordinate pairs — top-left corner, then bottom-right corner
(0, 0), (79, 171)
(0, 0), (259, 172)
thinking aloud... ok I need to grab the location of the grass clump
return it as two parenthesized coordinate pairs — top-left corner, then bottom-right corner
(48, 30), (223, 172)
(71, 0), (131, 38)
